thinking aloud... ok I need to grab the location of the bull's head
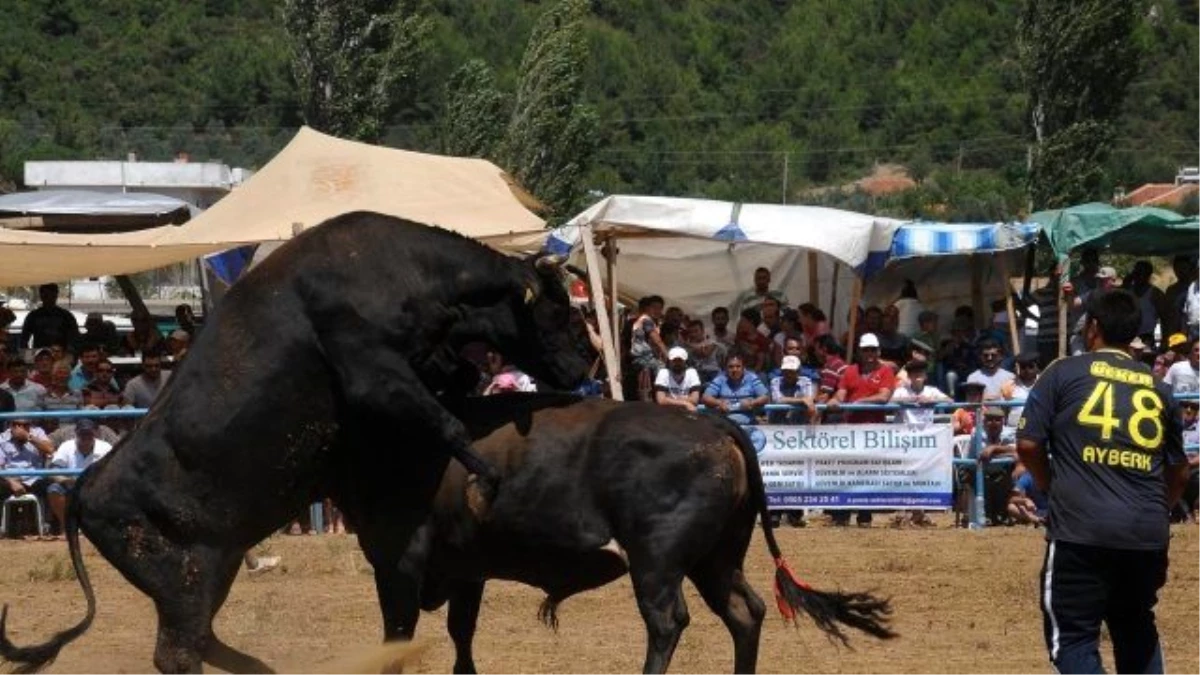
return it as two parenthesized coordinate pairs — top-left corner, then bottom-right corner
(505, 253), (590, 391)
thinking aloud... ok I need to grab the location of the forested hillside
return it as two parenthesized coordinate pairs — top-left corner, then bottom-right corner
(1, 0), (1195, 220)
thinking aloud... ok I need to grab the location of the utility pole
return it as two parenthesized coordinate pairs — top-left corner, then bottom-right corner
(781, 152), (789, 204)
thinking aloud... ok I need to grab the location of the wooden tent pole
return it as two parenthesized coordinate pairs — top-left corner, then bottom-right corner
(829, 262), (841, 332)
(807, 251), (819, 304)
(999, 255), (1021, 355)
(605, 237), (622, 389)
(846, 276), (863, 363)
(970, 254), (984, 331)
(1057, 261), (1068, 358)
(580, 225), (623, 401)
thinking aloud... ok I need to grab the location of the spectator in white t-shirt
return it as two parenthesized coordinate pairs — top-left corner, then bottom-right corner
(122, 352), (172, 408)
(1164, 339), (1200, 397)
(654, 347), (702, 411)
(966, 339), (1014, 400)
(45, 418), (112, 538)
(1000, 352), (1040, 426)
(889, 360), (950, 425)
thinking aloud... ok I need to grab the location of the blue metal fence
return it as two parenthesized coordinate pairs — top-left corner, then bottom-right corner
(0, 394), (1195, 534)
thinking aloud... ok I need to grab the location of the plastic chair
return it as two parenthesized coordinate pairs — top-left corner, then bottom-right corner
(1, 494), (46, 538)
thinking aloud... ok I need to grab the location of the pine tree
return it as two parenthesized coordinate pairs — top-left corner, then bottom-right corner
(500, 0), (598, 219)
(442, 60), (509, 158)
(1018, 0), (1143, 209)
(282, 0), (431, 142)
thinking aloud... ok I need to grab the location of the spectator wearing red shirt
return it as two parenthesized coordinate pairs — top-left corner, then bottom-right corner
(813, 335), (847, 422)
(829, 333), (896, 424)
(825, 333), (895, 527)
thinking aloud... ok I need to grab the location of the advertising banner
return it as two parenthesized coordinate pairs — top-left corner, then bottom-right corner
(745, 423), (954, 510)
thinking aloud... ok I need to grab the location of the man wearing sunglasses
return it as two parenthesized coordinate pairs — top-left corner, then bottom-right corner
(0, 418), (56, 534)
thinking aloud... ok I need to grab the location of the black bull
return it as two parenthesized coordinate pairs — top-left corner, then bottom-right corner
(391, 394), (896, 673)
(0, 212), (589, 673)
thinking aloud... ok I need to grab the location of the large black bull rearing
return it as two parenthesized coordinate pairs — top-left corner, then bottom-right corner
(0, 211), (589, 673)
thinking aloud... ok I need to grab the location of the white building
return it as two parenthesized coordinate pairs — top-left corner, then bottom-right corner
(24, 156), (253, 209)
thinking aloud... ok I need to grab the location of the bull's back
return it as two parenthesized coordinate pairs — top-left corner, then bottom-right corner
(430, 400), (750, 559)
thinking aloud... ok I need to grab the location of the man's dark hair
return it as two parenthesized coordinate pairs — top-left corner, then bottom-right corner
(740, 308), (761, 326)
(810, 308), (827, 322)
(797, 302), (818, 317)
(977, 338), (1001, 353)
(711, 306), (729, 319)
(638, 295), (664, 311)
(918, 310), (939, 325)
(687, 318), (704, 330)
(815, 334), (843, 357)
(755, 267), (770, 275)
(79, 344), (101, 356)
(7, 357), (25, 371)
(1085, 289), (1141, 346)
(38, 283), (58, 294)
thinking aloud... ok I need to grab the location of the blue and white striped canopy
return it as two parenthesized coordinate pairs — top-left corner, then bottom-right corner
(890, 221), (1041, 259)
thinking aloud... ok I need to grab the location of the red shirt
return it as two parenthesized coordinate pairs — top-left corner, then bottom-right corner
(840, 363), (895, 423)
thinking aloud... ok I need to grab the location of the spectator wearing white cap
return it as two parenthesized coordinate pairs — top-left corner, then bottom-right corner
(654, 347), (702, 411)
(168, 329), (191, 362)
(45, 418), (112, 538)
(826, 333), (895, 527)
(1068, 265), (1118, 355)
(769, 355), (814, 424)
(828, 333), (895, 425)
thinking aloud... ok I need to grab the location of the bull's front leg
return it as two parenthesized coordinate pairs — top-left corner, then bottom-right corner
(360, 523), (431, 642)
(447, 581), (485, 674)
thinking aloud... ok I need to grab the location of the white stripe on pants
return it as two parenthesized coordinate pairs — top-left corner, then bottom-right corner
(1042, 540), (1061, 661)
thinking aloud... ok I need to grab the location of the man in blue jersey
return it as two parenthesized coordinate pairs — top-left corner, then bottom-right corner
(1017, 289), (1189, 674)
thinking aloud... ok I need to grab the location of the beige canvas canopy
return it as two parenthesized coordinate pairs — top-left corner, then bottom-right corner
(0, 127), (546, 286)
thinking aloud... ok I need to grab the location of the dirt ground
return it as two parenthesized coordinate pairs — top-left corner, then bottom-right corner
(0, 516), (1195, 674)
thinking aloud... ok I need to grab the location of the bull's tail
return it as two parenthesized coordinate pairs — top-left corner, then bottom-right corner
(0, 474), (97, 673)
(714, 415), (897, 645)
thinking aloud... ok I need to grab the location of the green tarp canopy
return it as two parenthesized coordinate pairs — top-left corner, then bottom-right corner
(1030, 202), (1199, 259)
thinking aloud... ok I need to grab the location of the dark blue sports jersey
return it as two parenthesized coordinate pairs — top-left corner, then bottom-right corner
(1017, 348), (1185, 550)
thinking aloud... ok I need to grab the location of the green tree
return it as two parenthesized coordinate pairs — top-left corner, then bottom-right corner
(441, 59), (509, 158)
(282, 0), (432, 142)
(501, 0), (598, 219)
(1018, 0), (1143, 209)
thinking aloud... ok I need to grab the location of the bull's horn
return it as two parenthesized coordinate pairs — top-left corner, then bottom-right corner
(535, 253), (566, 270)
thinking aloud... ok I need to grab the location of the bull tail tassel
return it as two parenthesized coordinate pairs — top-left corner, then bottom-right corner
(772, 557), (896, 646)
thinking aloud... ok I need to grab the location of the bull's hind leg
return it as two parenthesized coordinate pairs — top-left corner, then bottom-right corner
(446, 581), (485, 674)
(688, 565), (766, 674)
(148, 548), (246, 673)
(630, 568), (690, 674)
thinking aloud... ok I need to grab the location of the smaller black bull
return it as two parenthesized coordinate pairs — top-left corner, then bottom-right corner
(389, 395), (895, 674)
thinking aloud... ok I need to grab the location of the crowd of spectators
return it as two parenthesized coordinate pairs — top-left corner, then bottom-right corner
(595, 254), (1199, 529)
(0, 285), (194, 539)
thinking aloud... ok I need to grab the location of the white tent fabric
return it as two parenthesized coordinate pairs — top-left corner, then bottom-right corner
(0, 127), (546, 286)
(0, 190), (198, 217)
(549, 195), (902, 335)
